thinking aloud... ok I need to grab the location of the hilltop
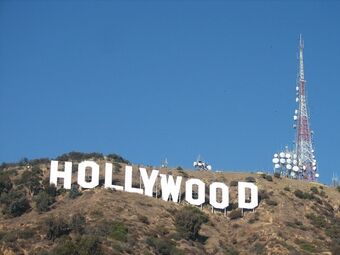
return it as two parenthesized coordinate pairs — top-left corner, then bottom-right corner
(0, 152), (339, 255)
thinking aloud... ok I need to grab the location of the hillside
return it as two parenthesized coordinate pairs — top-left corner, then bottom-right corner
(0, 152), (339, 255)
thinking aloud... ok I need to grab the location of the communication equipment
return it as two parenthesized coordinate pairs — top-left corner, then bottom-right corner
(193, 155), (212, 171)
(271, 36), (319, 181)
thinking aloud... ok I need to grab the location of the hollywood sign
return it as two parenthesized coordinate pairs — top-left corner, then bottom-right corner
(50, 160), (258, 209)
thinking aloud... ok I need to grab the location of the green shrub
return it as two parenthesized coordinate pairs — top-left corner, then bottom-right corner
(230, 180), (238, 187)
(295, 240), (316, 253)
(310, 186), (319, 194)
(56, 151), (104, 162)
(245, 176), (256, 183)
(174, 206), (208, 241)
(17, 228), (36, 239)
(146, 236), (183, 255)
(106, 153), (130, 164)
(46, 217), (70, 241)
(258, 189), (269, 201)
(229, 209), (242, 220)
(0, 188), (26, 206)
(284, 186), (290, 192)
(325, 224), (340, 239)
(69, 184), (82, 199)
(70, 213), (86, 234)
(0, 173), (12, 194)
(109, 221), (128, 242)
(28, 157), (50, 165)
(49, 240), (77, 255)
(176, 168), (188, 178)
(266, 199), (278, 206)
(8, 197), (31, 217)
(77, 235), (102, 255)
(0, 230), (37, 243)
(252, 242), (265, 254)
(223, 246), (239, 255)
(248, 212), (260, 224)
(265, 175), (273, 182)
(16, 170), (42, 195)
(1, 231), (17, 242)
(45, 183), (57, 197)
(229, 202), (238, 210)
(305, 213), (327, 228)
(35, 191), (55, 212)
(337, 186), (340, 193)
(319, 190), (326, 197)
(285, 219), (306, 230)
(274, 172), (281, 178)
(294, 189), (313, 199)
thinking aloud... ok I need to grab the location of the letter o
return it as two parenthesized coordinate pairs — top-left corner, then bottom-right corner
(209, 182), (229, 209)
(78, 161), (99, 189)
(185, 179), (205, 206)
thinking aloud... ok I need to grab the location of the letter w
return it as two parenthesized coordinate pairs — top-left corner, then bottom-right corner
(159, 174), (182, 203)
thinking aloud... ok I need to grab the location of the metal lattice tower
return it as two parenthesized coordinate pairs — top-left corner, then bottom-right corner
(294, 35), (318, 181)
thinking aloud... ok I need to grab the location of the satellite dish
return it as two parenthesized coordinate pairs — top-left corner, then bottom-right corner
(303, 165), (307, 170)
(207, 165), (212, 171)
(295, 109), (298, 114)
(293, 159), (298, 165)
(293, 115), (298, 120)
(279, 152), (285, 158)
(286, 153), (291, 159)
(280, 158), (286, 164)
(293, 166), (299, 172)
(312, 162), (316, 166)
(286, 164), (292, 170)
(296, 86), (299, 91)
(296, 98), (299, 102)
(312, 166), (317, 170)
(274, 153), (278, 158)
(193, 162), (197, 167)
(315, 173), (319, 178)
(272, 158), (279, 164)
(291, 171), (296, 177)
(286, 158), (292, 164)
(293, 154), (297, 159)
(274, 164), (280, 169)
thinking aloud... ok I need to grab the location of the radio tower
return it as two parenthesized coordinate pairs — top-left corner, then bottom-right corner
(293, 35), (318, 181)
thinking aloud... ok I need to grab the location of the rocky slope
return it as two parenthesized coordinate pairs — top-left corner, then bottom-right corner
(0, 152), (339, 255)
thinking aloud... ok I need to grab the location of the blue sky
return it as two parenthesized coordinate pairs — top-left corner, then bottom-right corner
(1, 1), (339, 184)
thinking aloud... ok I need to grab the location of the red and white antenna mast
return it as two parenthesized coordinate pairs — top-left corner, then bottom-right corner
(294, 35), (318, 181)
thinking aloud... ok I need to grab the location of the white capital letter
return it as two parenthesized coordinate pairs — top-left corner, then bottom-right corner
(140, 168), (159, 197)
(78, 161), (99, 189)
(238, 182), (258, 209)
(104, 163), (123, 190)
(209, 182), (229, 209)
(185, 178), (205, 206)
(160, 174), (182, 202)
(125, 165), (143, 194)
(50, 160), (72, 189)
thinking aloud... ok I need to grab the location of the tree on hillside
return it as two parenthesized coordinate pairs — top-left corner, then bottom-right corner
(174, 206), (208, 241)
(0, 173), (12, 194)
